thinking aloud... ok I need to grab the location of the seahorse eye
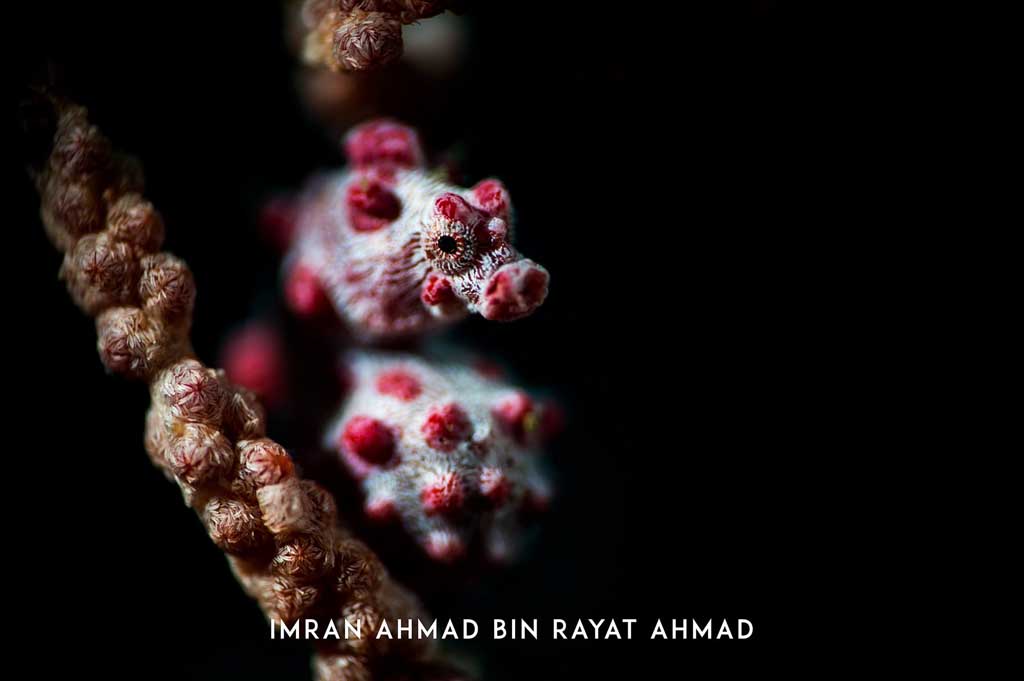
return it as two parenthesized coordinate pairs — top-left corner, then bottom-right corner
(437, 235), (458, 255)
(425, 220), (475, 275)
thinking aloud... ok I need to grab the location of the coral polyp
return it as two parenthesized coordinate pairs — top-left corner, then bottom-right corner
(326, 351), (557, 562)
(281, 119), (549, 341)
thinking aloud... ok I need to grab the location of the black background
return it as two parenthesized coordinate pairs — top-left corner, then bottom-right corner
(11, 2), (837, 679)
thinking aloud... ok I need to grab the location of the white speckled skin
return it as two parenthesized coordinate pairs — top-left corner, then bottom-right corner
(290, 170), (453, 338)
(285, 164), (547, 341)
(325, 350), (553, 562)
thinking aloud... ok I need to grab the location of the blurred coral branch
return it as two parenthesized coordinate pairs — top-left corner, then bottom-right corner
(289, 0), (465, 72)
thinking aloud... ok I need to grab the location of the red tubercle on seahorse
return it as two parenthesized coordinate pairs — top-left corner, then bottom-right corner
(341, 415), (396, 465)
(346, 177), (402, 232)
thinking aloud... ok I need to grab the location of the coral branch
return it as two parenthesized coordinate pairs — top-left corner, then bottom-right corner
(28, 94), (449, 681)
(291, 0), (463, 72)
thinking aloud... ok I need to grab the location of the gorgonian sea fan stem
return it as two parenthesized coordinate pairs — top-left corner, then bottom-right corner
(27, 93), (455, 681)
